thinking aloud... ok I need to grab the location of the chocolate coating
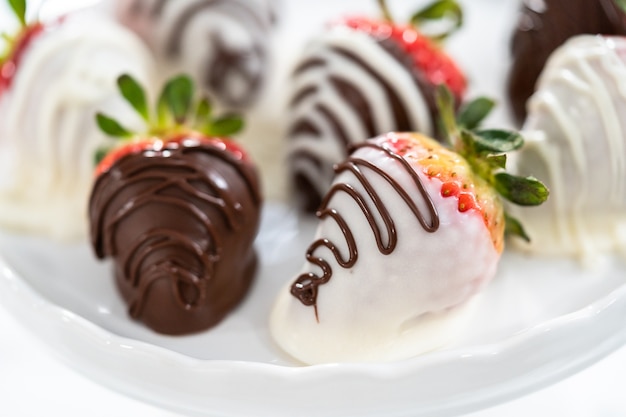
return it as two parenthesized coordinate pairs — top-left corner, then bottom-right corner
(508, 0), (626, 124)
(288, 36), (437, 213)
(89, 140), (262, 335)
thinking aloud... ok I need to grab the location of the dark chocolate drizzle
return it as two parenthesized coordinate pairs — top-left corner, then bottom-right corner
(290, 142), (439, 320)
(508, 0), (626, 124)
(89, 141), (262, 335)
(287, 37), (437, 212)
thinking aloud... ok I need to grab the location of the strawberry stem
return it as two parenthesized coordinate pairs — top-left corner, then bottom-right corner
(8, 0), (27, 28)
(433, 85), (550, 241)
(377, 0), (394, 22)
(94, 73), (245, 166)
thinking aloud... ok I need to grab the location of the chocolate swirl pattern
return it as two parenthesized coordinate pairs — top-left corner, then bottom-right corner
(90, 141), (262, 335)
(512, 35), (626, 258)
(116, 0), (276, 109)
(291, 143), (439, 319)
(287, 28), (435, 212)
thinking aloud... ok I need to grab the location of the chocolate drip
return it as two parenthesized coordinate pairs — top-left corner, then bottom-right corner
(508, 0), (626, 124)
(290, 142), (439, 319)
(89, 141), (262, 335)
(288, 36), (437, 212)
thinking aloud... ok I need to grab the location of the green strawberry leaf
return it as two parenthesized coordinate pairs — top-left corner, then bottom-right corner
(472, 129), (524, 153)
(410, 0), (463, 40)
(157, 74), (194, 125)
(505, 213), (530, 242)
(118, 74), (149, 122)
(494, 173), (549, 206)
(195, 97), (212, 125)
(8, 0), (27, 27)
(95, 113), (132, 138)
(486, 153), (507, 170)
(457, 97), (495, 130)
(94, 146), (111, 166)
(205, 115), (245, 137)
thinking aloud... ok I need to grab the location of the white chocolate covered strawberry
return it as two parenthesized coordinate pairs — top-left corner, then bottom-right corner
(0, 2), (155, 240)
(271, 89), (548, 364)
(511, 34), (626, 259)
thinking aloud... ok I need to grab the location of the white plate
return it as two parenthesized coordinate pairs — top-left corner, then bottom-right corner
(1, 201), (626, 417)
(3, 0), (626, 416)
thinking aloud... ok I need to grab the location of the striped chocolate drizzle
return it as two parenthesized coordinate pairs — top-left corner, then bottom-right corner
(290, 142), (439, 319)
(287, 37), (435, 210)
(90, 142), (260, 319)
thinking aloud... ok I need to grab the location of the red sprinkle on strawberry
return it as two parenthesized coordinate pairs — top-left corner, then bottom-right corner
(384, 87), (550, 249)
(336, 0), (466, 102)
(94, 74), (246, 176)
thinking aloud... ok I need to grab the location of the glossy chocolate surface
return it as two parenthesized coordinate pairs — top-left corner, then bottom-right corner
(89, 140), (262, 335)
(508, 0), (626, 124)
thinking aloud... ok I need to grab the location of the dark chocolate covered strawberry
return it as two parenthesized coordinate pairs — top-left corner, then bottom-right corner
(89, 74), (262, 335)
(286, 0), (467, 212)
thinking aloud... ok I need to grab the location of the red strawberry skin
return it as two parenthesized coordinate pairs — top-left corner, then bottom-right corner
(0, 22), (45, 96)
(338, 17), (467, 102)
(383, 132), (504, 253)
(94, 132), (250, 177)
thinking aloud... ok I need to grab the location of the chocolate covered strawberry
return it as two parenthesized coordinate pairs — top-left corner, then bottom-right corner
(271, 87), (548, 364)
(287, 0), (467, 212)
(0, 0), (155, 240)
(0, 0), (45, 96)
(89, 74), (262, 335)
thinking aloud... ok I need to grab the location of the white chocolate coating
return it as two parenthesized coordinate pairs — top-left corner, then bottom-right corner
(0, 12), (155, 240)
(115, 0), (277, 109)
(512, 35), (626, 259)
(271, 136), (499, 364)
(287, 26), (434, 207)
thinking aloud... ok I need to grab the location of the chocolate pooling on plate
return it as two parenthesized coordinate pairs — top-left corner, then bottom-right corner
(290, 142), (439, 318)
(507, 0), (626, 124)
(89, 141), (261, 335)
